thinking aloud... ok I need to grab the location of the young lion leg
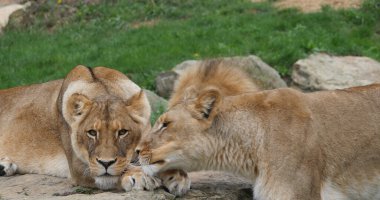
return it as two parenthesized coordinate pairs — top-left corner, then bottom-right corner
(159, 169), (191, 196)
(121, 165), (162, 191)
(0, 157), (17, 176)
(121, 165), (190, 196)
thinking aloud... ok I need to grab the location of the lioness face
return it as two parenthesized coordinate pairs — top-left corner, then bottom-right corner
(63, 86), (150, 188)
(137, 89), (221, 175)
(73, 100), (141, 177)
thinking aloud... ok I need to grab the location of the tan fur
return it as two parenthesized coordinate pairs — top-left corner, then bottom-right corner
(139, 84), (380, 200)
(0, 66), (151, 190)
(168, 59), (258, 108)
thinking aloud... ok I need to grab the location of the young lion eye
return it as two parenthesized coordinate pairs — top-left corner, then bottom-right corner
(161, 122), (170, 130)
(87, 130), (97, 138)
(118, 129), (129, 137)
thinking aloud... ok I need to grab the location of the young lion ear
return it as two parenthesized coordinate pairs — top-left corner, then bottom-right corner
(66, 93), (92, 122)
(126, 90), (151, 126)
(194, 89), (221, 120)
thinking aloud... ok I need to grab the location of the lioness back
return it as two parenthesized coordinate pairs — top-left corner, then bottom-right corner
(0, 80), (68, 176)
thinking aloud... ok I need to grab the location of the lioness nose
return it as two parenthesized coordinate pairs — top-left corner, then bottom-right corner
(96, 158), (117, 169)
(135, 149), (141, 155)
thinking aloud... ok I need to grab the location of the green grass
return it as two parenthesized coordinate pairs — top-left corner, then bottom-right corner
(151, 102), (167, 124)
(0, 0), (379, 91)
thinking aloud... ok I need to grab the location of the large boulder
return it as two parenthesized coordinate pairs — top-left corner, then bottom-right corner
(292, 53), (380, 91)
(0, 172), (252, 200)
(0, 1), (30, 33)
(155, 56), (287, 98)
(155, 71), (178, 99)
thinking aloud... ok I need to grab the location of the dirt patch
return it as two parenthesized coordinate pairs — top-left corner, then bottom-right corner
(131, 19), (160, 29)
(252, 0), (363, 12)
(5, 0), (106, 31)
(0, 0), (22, 7)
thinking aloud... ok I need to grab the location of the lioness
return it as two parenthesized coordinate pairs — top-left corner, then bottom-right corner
(0, 66), (188, 194)
(138, 84), (380, 200)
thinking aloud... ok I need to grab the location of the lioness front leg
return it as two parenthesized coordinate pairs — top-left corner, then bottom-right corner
(0, 157), (17, 176)
(121, 166), (190, 196)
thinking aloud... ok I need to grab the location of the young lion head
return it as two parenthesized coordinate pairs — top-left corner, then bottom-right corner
(137, 62), (258, 175)
(59, 66), (150, 189)
(137, 89), (221, 176)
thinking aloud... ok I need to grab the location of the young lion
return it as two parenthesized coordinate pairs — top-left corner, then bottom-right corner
(0, 66), (188, 194)
(126, 60), (260, 194)
(138, 84), (380, 200)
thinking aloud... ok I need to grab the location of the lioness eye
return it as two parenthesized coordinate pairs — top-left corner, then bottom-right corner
(87, 130), (97, 138)
(118, 129), (129, 137)
(162, 122), (170, 129)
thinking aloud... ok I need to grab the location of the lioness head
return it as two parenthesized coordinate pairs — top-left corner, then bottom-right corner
(137, 88), (221, 176)
(59, 66), (150, 189)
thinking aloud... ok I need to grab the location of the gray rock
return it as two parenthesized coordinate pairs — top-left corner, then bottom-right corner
(155, 71), (178, 99)
(155, 56), (287, 98)
(214, 55), (287, 89)
(0, 172), (252, 200)
(0, 2), (30, 32)
(144, 89), (168, 112)
(292, 53), (380, 91)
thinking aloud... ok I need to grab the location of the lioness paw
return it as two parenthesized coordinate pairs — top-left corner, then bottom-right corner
(0, 157), (17, 176)
(121, 166), (161, 192)
(159, 169), (191, 197)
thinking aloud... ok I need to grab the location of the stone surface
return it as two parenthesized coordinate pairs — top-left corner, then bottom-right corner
(0, 171), (252, 200)
(155, 71), (178, 99)
(0, 2), (30, 32)
(155, 56), (287, 98)
(292, 53), (380, 91)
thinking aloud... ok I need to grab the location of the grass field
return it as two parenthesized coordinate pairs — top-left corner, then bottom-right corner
(0, 0), (379, 90)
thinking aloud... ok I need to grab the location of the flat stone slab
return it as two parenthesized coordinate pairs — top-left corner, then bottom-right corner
(0, 171), (252, 200)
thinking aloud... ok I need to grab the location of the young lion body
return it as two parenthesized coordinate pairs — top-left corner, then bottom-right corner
(134, 60), (260, 195)
(139, 85), (380, 200)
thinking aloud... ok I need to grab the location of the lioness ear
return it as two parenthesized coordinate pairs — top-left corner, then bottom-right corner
(194, 89), (221, 120)
(66, 93), (92, 122)
(126, 90), (151, 126)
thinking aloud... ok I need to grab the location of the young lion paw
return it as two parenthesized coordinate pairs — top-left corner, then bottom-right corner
(121, 165), (162, 192)
(159, 169), (191, 197)
(0, 157), (17, 176)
